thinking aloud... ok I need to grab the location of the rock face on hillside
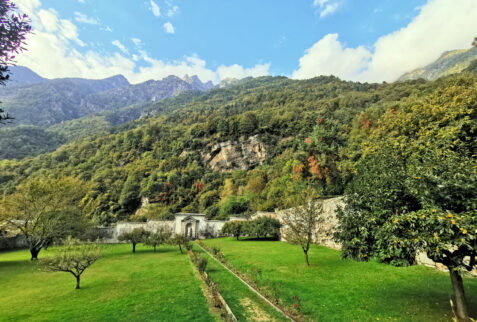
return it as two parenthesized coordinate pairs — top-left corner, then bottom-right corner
(201, 135), (267, 171)
(399, 47), (477, 81)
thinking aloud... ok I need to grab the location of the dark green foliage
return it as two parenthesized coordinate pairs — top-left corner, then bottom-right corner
(247, 217), (281, 239)
(464, 58), (477, 75)
(221, 220), (247, 240)
(0, 73), (469, 225)
(196, 255), (208, 274)
(0, 125), (65, 159)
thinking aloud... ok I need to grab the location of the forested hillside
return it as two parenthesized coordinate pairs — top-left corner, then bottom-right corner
(2, 71), (474, 226)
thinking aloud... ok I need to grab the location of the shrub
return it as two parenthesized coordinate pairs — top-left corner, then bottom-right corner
(197, 256), (208, 274)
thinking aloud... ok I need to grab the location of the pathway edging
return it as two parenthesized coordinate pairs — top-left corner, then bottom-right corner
(195, 241), (296, 322)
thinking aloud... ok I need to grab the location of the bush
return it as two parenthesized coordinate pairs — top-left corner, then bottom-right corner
(248, 216), (281, 239)
(197, 256), (208, 274)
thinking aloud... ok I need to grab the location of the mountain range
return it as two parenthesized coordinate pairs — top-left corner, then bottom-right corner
(398, 46), (477, 81)
(1, 46), (476, 161)
(0, 68), (214, 127)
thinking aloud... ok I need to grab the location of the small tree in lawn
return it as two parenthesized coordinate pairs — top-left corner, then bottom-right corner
(143, 225), (172, 252)
(382, 210), (476, 320)
(168, 234), (190, 254)
(282, 190), (324, 266)
(221, 220), (247, 240)
(250, 216), (281, 239)
(39, 237), (102, 289)
(0, 176), (91, 260)
(118, 228), (150, 253)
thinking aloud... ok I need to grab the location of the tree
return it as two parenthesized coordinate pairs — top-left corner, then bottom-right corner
(336, 76), (477, 319)
(168, 234), (190, 254)
(118, 227), (150, 253)
(0, 0), (32, 123)
(39, 237), (102, 289)
(0, 176), (91, 260)
(381, 210), (476, 320)
(282, 191), (324, 266)
(472, 37), (477, 47)
(143, 225), (172, 252)
(249, 216), (281, 239)
(221, 220), (247, 240)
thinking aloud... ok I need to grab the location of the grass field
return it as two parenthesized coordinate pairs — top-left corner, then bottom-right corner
(0, 244), (214, 322)
(202, 238), (477, 321)
(193, 245), (289, 321)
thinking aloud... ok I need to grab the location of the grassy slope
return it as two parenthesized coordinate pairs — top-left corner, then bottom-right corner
(0, 244), (213, 322)
(203, 238), (477, 321)
(194, 245), (288, 321)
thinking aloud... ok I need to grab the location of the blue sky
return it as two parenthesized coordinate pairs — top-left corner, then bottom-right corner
(14, 0), (477, 84)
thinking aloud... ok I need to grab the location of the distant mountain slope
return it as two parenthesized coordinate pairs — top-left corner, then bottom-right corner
(0, 69), (213, 128)
(0, 74), (130, 126)
(78, 75), (214, 114)
(3, 66), (46, 87)
(399, 47), (477, 81)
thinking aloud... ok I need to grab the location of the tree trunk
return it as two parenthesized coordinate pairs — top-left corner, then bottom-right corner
(30, 247), (41, 260)
(153, 245), (156, 252)
(132, 242), (136, 253)
(75, 275), (81, 290)
(304, 250), (310, 266)
(236, 234), (239, 240)
(449, 269), (469, 320)
(179, 244), (183, 254)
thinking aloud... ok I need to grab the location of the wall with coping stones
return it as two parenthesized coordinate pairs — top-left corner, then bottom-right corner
(252, 196), (477, 277)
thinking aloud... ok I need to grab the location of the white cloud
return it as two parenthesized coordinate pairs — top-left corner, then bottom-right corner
(131, 38), (141, 46)
(293, 34), (371, 80)
(74, 11), (99, 25)
(112, 40), (129, 54)
(14, 0), (269, 85)
(313, 0), (341, 18)
(163, 22), (175, 34)
(78, 0), (85, 3)
(295, 0), (477, 82)
(167, 5), (179, 17)
(320, 3), (339, 17)
(150, 0), (161, 17)
(217, 63), (271, 80)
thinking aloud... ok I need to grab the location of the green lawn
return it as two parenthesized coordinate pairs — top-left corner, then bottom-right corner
(193, 245), (289, 322)
(202, 238), (477, 321)
(0, 244), (214, 322)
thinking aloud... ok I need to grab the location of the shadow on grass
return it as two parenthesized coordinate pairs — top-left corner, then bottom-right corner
(373, 282), (477, 318)
(236, 237), (280, 242)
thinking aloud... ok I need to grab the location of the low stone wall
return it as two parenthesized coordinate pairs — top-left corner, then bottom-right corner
(0, 235), (27, 250)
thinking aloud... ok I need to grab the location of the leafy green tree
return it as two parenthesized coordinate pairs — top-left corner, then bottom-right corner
(39, 237), (101, 289)
(336, 75), (477, 319)
(119, 174), (141, 215)
(143, 226), (172, 252)
(118, 227), (150, 253)
(249, 216), (281, 239)
(221, 220), (248, 240)
(0, 176), (91, 260)
(282, 192), (324, 266)
(381, 210), (476, 320)
(167, 234), (190, 254)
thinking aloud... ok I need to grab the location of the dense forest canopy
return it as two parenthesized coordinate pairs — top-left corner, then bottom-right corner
(0, 72), (475, 226)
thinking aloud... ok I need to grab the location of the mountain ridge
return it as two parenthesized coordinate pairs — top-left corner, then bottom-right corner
(399, 46), (477, 81)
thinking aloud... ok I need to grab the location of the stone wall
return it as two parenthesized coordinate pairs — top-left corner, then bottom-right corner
(0, 235), (27, 250)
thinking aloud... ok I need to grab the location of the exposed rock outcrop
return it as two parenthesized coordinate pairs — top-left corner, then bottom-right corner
(201, 135), (267, 171)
